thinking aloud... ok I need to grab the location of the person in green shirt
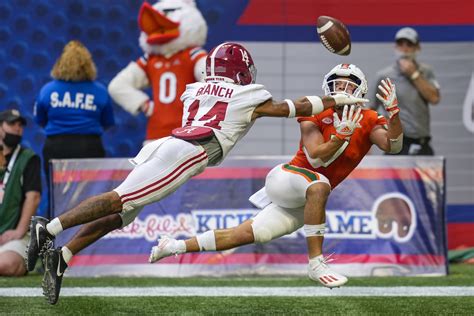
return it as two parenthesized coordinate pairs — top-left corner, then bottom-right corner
(0, 109), (41, 276)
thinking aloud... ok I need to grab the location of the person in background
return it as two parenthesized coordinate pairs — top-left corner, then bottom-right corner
(0, 109), (41, 276)
(34, 40), (115, 181)
(371, 27), (440, 155)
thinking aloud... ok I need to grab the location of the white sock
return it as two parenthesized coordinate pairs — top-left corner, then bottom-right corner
(196, 230), (216, 251)
(309, 254), (323, 263)
(46, 218), (63, 236)
(61, 246), (73, 264)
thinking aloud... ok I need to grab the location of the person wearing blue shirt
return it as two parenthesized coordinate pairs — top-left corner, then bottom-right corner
(34, 40), (115, 181)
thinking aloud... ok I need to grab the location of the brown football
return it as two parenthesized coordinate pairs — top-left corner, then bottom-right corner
(317, 16), (351, 55)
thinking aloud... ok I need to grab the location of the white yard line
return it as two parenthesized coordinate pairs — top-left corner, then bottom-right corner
(1, 287), (472, 297)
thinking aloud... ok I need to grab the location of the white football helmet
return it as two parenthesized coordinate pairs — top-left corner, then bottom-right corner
(322, 64), (368, 99)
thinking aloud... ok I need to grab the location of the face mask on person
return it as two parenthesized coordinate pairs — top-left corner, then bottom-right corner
(3, 132), (22, 148)
(395, 50), (417, 60)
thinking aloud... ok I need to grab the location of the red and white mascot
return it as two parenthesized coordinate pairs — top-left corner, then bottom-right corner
(108, 0), (207, 142)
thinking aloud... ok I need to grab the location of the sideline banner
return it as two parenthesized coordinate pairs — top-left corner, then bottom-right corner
(52, 156), (447, 277)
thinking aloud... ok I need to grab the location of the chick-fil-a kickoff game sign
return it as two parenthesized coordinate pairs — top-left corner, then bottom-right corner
(51, 156), (447, 277)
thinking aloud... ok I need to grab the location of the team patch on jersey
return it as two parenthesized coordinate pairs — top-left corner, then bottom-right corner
(322, 117), (333, 124)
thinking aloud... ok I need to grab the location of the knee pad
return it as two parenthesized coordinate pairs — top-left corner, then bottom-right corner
(251, 222), (274, 244)
(251, 203), (304, 244)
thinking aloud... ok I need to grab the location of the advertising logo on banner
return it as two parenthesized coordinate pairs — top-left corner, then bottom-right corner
(52, 157), (447, 277)
(327, 193), (417, 243)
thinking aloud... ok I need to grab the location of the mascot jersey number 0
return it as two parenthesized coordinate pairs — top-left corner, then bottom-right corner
(108, 0), (207, 142)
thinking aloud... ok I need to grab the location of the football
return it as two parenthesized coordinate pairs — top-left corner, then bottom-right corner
(317, 16), (351, 56)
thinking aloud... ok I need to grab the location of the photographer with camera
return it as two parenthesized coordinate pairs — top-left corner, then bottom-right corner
(371, 27), (440, 155)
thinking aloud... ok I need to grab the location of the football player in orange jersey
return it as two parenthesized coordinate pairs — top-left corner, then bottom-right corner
(150, 64), (403, 288)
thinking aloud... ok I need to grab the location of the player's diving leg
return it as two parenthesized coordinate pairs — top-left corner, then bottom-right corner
(28, 138), (208, 266)
(26, 191), (123, 272)
(41, 213), (124, 304)
(264, 163), (347, 288)
(36, 138), (208, 304)
(149, 202), (303, 262)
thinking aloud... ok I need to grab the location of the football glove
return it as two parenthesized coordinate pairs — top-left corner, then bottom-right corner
(333, 105), (363, 140)
(376, 78), (399, 119)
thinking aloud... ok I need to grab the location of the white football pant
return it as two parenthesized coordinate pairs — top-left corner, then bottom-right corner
(114, 137), (208, 227)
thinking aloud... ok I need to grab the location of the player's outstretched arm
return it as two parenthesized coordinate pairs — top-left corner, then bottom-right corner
(251, 94), (368, 120)
(370, 78), (403, 153)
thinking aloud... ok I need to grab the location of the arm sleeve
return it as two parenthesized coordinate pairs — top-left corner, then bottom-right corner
(22, 155), (42, 194)
(107, 60), (151, 115)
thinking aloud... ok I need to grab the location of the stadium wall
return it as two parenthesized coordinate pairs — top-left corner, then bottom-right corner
(0, 0), (472, 249)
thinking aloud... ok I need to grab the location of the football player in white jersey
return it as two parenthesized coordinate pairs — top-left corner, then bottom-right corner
(26, 42), (367, 304)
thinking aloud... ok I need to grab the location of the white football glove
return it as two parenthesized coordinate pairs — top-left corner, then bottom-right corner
(376, 78), (399, 119)
(332, 93), (369, 106)
(333, 105), (363, 140)
(141, 100), (154, 117)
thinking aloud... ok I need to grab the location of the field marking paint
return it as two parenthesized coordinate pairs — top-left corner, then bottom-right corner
(1, 287), (472, 297)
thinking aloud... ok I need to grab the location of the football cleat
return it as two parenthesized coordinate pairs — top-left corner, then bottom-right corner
(149, 236), (181, 263)
(42, 248), (68, 305)
(308, 254), (348, 288)
(26, 216), (55, 271)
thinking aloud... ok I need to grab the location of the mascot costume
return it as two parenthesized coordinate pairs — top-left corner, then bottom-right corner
(108, 0), (207, 142)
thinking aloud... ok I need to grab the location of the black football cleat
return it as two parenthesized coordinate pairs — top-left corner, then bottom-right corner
(42, 247), (68, 305)
(26, 216), (55, 271)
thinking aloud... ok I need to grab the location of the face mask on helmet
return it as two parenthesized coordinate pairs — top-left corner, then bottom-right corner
(205, 42), (257, 85)
(322, 64), (368, 98)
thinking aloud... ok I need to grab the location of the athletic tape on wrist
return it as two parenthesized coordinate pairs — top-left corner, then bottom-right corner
(306, 96), (324, 115)
(285, 99), (296, 118)
(389, 133), (403, 154)
(303, 224), (326, 237)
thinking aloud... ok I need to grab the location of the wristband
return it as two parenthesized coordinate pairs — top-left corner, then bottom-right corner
(285, 99), (296, 118)
(410, 70), (420, 81)
(305, 96), (324, 115)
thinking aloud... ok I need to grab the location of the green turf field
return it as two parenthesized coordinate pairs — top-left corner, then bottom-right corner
(1, 264), (473, 315)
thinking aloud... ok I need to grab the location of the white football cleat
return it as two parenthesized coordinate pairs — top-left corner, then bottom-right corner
(308, 254), (348, 288)
(149, 236), (182, 263)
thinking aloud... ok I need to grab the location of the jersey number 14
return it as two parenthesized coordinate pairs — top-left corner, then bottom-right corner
(185, 100), (228, 130)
